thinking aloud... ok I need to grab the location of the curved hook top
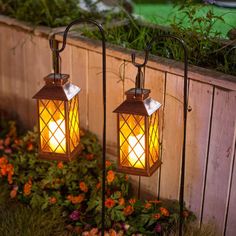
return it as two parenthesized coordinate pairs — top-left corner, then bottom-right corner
(131, 49), (149, 69)
(49, 18), (106, 54)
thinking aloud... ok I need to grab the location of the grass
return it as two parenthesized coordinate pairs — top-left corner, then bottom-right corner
(0, 183), (72, 236)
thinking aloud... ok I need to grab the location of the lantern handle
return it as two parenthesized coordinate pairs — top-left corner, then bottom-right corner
(145, 34), (188, 236)
(49, 19), (107, 236)
(131, 49), (149, 68)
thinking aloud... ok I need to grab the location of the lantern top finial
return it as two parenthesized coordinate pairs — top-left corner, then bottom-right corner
(113, 88), (161, 116)
(44, 73), (69, 86)
(32, 73), (80, 101)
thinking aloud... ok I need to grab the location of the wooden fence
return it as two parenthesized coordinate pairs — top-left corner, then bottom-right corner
(0, 16), (236, 235)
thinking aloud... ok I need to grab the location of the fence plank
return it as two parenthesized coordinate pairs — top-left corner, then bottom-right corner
(0, 25), (15, 116)
(87, 51), (124, 153)
(202, 89), (236, 235)
(160, 73), (184, 200)
(71, 46), (88, 129)
(24, 35), (52, 128)
(185, 80), (213, 220)
(225, 147), (236, 236)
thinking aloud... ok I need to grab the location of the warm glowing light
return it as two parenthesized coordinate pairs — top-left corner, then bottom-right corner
(49, 119), (66, 153)
(128, 134), (145, 168)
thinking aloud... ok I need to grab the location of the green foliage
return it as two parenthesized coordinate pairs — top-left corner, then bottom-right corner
(0, 120), (194, 234)
(0, 203), (69, 236)
(83, 3), (235, 76)
(0, 0), (235, 75)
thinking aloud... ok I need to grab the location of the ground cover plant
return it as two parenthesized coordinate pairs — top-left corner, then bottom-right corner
(0, 0), (235, 76)
(0, 118), (195, 235)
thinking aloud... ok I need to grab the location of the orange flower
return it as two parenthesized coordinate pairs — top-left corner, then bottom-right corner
(125, 175), (129, 181)
(4, 137), (10, 146)
(106, 160), (112, 167)
(71, 194), (85, 204)
(49, 196), (57, 204)
(67, 195), (72, 201)
(152, 213), (161, 219)
(57, 161), (63, 169)
(23, 180), (32, 196)
(79, 182), (88, 193)
(123, 205), (134, 216)
(10, 189), (17, 198)
(160, 207), (169, 217)
(119, 198), (125, 206)
(96, 182), (101, 190)
(129, 198), (136, 205)
(109, 229), (117, 236)
(86, 153), (94, 160)
(0, 157), (7, 165)
(105, 198), (115, 208)
(27, 143), (34, 151)
(144, 202), (152, 209)
(107, 170), (115, 183)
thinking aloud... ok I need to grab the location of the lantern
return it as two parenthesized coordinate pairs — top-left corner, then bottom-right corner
(33, 73), (81, 161)
(114, 88), (162, 176)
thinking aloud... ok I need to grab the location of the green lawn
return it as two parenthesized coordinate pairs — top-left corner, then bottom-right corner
(134, 3), (236, 38)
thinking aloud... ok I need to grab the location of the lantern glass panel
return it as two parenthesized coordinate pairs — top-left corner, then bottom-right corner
(39, 99), (66, 154)
(69, 96), (80, 152)
(119, 114), (145, 169)
(148, 111), (159, 167)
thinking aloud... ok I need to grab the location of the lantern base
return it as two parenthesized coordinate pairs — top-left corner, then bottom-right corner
(37, 144), (83, 162)
(117, 160), (162, 177)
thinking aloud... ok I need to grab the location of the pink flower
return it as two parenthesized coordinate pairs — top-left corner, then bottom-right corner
(69, 210), (80, 221)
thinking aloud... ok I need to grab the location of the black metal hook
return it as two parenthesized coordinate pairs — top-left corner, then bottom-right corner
(48, 19), (107, 236)
(131, 49), (149, 68)
(145, 34), (188, 236)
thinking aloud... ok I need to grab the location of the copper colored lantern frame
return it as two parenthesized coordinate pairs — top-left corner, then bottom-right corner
(46, 19), (107, 236)
(33, 73), (81, 161)
(114, 88), (162, 177)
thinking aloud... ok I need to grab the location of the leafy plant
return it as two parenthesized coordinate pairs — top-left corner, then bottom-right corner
(0, 119), (195, 235)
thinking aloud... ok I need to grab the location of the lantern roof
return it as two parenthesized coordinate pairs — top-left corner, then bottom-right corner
(113, 88), (161, 116)
(33, 73), (80, 101)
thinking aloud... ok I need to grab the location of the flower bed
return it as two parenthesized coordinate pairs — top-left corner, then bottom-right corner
(0, 118), (194, 235)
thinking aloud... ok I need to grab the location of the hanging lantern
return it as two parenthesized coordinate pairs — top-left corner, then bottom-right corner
(33, 73), (81, 161)
(114, 67), (162, 176)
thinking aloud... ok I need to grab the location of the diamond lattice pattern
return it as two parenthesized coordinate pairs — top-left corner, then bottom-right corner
(39, 99), (66, 154)
(69, 96), (80, 152)
(119, 114), (145, 169)
(148, 111), (159, 167)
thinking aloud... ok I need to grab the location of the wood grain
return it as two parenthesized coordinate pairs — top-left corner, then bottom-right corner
(160, 73), (184, 200)
(202, 89), (236, 235)
(185, 80), (213, 221)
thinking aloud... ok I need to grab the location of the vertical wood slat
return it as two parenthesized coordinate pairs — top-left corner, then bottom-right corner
(0, 25), (15, 116)
(24, 35), (52, 129)
(202, 89), (236, 235)
(185, 80), (213, 220)
(160, 73), (184, 200)
(87, 51), (124, 158)
(71, 46), (88, 129)
(225, 144), (236, 236)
